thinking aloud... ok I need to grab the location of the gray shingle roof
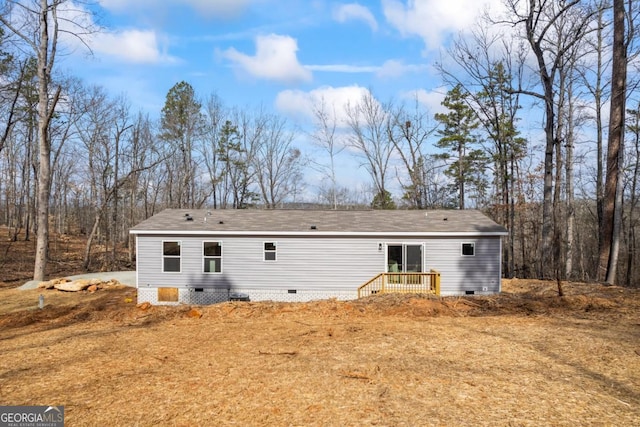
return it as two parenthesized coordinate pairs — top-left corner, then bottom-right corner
(130, 209), (508, 236)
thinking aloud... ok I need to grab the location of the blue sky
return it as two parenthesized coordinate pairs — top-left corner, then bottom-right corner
(52, 0), (513, 197)
(61, 0), (504, 123)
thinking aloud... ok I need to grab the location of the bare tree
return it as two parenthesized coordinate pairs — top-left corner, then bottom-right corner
(316, 183), (370, 209)
(200, 92), (227, 209)
(387, 96), (439, 209)
(576, 2), (612, 263)
(625, 101), (640, 285)
(253, 115), (306, 208)
(345, 91), (394, 207)
(125, 111), (160, 259)
(49, 76), (83, 238)
(75, 85), (118, 270)
(225, 108), (262, 208)
(0, 57), (38, 240)
(76, 86), (164, 269)
(499, 0), (599, 278)
(0, 53), (27, 157)
(133, 114), (164, 218)
(0, 0), (96, 280)
(308, 98), (345, 210)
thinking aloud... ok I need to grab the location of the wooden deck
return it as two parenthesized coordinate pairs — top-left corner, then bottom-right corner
(357, 270), (441, 298)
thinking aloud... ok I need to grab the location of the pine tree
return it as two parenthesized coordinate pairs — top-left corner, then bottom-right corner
(159, 81), (204, 208)
(371, 189), (396, 210)
(216, 120), (257, 209)
(434, 85), (487, 209)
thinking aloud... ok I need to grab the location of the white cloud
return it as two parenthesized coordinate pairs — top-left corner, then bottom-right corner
(48, 2), (174, 64)
(221, 34), (312, 84)
(90, 30), (175, 64)
(305, 61), (428, 78)
(401, 88), (448, 115)
(376, 60), (428, 78)
(183, 0), (254, 17)
(98, 0), (133, 9)
(382, 0), (504, 51)
(333, 3), (378, 31)
(275, 85), (372, 126)
(99, 0), (255, 18)
(306, 64), (379, 73)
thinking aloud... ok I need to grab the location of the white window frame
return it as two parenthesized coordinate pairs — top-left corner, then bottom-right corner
(461, 242), (475, 256)
(162, 240), (182, 273)
(203, 241), (223, 274)
(264, 241), (277, 262)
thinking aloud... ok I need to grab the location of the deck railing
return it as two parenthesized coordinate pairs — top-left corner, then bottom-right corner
(357, 270), (441, 298)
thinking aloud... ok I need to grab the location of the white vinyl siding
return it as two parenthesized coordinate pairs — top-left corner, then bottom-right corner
(138, 235), (384, 291)
(425, 237), (501, 294)
(137, 235), (502, 297)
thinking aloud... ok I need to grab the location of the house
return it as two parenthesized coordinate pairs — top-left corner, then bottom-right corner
(130, 209), (509, 305)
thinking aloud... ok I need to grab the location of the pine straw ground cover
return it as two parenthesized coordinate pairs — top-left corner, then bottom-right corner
(0, 280), (639, 426)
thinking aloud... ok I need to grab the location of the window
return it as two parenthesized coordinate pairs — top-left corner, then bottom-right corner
(264, 242), (277, 261)
(163, 241), (181, 272)
(203, 241), (222, 273)
(461, 243), (475, 256)
(387, 244), (423, 272)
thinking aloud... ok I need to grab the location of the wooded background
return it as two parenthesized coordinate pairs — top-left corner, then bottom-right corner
(0, 0), (638, 286)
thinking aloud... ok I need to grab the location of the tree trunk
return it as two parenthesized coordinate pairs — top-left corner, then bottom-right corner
(594, 7), (605, 276)
(33, 0), (55, 281)
(508, 155), (516, 278)
(553, 73), (565, 280)
(565, 84), (576, 280)
(606, 153), (624, 284)
(459, 143), (465, 209)
(83, 211), (101, 271)
(626, 105), (640, 285)
(540, 96), (556, 279)
(600, 0), (627, 284)
(524, 16), (557, 278)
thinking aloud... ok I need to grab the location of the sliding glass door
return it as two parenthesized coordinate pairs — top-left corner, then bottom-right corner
(387, 244), (423, 273)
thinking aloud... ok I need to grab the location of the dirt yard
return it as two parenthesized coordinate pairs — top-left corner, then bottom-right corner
(0, 280), (637, 426)
(0, 231), (639, 426)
